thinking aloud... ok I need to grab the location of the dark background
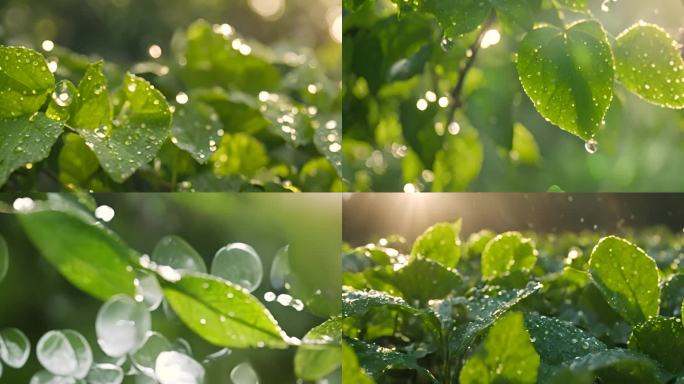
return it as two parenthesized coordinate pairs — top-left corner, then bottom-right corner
(343, 193), (684, 246)
(0, 193), (341, 383)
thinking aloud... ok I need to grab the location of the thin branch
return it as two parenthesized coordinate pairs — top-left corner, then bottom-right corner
(447, 17), (495, 124)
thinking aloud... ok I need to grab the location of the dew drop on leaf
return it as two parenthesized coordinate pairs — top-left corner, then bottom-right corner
(134, 271), (164, 311)
(584, 139), (598, 154)
(230, 362), (259, 384)
(51, 82), (74, 107)
(155, 351), (205, 384)
(0, 328), (31, 368)
(211, 243), (263, 292)
(96, 295), (151, 357)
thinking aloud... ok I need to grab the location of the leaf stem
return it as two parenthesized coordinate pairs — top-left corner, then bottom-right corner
(447, 17), (494, 124)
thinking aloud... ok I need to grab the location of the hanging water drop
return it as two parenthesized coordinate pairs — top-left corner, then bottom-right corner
(440, 36), (454, 51)
(155, 351), (205, 384)
(584, 139), (598, 154)
(52, 82), (74, 107)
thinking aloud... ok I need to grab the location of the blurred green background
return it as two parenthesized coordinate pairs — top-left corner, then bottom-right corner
(0, 0), (341, 76)
(342, 0), (684, 192)
(0, 193), (341, 383)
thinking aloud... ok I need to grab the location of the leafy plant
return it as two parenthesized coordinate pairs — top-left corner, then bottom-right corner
(0, 19), (341, 192)
(0, 194), (340, 383)
(342, 220), (684, 383)
(342, 0), (684, 191)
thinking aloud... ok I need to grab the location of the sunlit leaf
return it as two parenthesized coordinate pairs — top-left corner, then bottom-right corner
(517, 20), (614, 140)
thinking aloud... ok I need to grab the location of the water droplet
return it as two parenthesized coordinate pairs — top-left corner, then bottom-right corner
(152, 235), (207, 273)
(585, 139), (598, 154)
(84, 363), (124, 384)
(96, 295), (151, 357)
(130, 332), (173, 377)
(230, 362), (259, 384)
(211, 243), (263, 292)
(155, 351), (205, 384)
(36, 330), (92, 378)
(440, 36), (454, 51)
(0, 328), (30, 368)
(52, 82), (73, 107)
(94, 205), (115, 222)
(269, 245), (291, 290)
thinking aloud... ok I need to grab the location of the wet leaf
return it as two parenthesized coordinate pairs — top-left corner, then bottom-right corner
(460, 311), (540, 384)
(295, 317), (342, 380)
(160, 273), (290, 349)
(0, 113), (63, 186)
(589, 236), (660, 324)
(481, 231), (537, 280)
(614, 22), (684, 109)
(628, 316), (684, 374)
(410, 220), (462, 268)
(77, 73), (171, 182)
(18, 207), (137, 300)
(0, 46), (54, 118)
(170, 100), (224, 164)
(565, 349), (668, 384)
(342, 342), (374, 384)
(517, 20), (614, 140)
(58, 133), (99, 187)
(430, 0), (541, 37)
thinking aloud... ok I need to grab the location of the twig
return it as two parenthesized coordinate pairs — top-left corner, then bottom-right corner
(447, 17), (495, 124)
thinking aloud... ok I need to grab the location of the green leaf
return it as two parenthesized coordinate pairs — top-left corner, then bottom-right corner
(431, 126), (483, 192)
(662, 274), (684, 317)
(460, 311), (540, 384)
(517, 20), (614, 140)
(565, 349), (668, 384)
(17, 206), (137, 300)
(614, 22), (684, 109)
(525, 312), (606, 380)
(46, 80), (78, 122)
(211, 133), (268, 177)
(388, 258), (463, 304)
(345, 337), (436, 381)
(170, 100), (224, 164)
(181, 20), (281, 94)
(511, 123), (541, 165)
(628, 316), (684, 374)
(0, 235), (7, 283)
(70, 61), (112, 129)
(481, 232), (537, 280)
(58, 133), (99, 187)
(160, 273), (289, 349)
(342, 342), (374, 384)
(295, 317), (342, 380)
(589, 236), (660, 324)
(260, 94), (314, 147)
(0, 46), (54, 118)
(437, 282), (543, 356)
(77, 73), (171, 182)
(432, 0), (541, 37)
(410, 220), (462, 268)
(0, 114), (63, 186)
